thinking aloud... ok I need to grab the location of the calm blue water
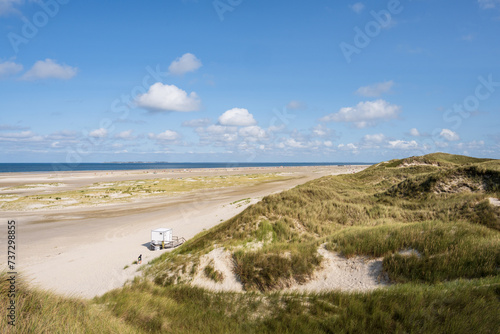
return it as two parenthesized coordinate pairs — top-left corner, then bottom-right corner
(0, 162), (372, 173)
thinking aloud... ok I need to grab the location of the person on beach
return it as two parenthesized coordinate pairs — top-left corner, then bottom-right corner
(138, 254), (142, 264)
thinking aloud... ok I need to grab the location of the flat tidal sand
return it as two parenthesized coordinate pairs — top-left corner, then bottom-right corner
(0, 165), (368, 298)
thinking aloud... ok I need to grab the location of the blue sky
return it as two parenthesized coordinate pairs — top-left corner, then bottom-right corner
(0, 0), (499, 163)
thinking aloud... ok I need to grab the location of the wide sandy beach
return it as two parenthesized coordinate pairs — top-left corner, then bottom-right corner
(0, 165), (368, 298)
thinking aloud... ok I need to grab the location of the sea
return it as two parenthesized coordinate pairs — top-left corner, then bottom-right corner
(0, 162), (372, 173)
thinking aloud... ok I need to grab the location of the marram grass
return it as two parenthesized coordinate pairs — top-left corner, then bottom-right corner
(3, 153), (500, 333)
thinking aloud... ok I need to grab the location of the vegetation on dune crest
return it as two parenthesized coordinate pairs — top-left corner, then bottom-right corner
(149, 153), (500, 291)
(3, 153), (500, 333)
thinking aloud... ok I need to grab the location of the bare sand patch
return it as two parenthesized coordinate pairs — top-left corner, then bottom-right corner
(191, 247), (243, 292)
(489, 197), (500, 207)
(398, 248), (422, 257)
(187, 244), (389, 294)
(286, 246), (389, 293)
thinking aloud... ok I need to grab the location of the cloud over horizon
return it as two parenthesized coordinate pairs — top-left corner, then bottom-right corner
(136, 83), (201, 112)
(168, 53), (202, 76)
(440, 129), (460, 141)
(89, 128), (108, 138)
(321, 99), (401, 128)
(0, 60), (23, 78)
(149, 130), (180, 141)
(218, 108), (257, 126)
(355, 81), (394, 97)
(22, 59), (78, 81)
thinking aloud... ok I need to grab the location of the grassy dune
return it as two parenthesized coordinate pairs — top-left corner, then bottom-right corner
(2, 153), (499, 333)
(149, 153), (500, 291)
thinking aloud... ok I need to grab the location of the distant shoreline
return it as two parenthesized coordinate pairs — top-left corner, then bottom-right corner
(0, 162), (373, 174)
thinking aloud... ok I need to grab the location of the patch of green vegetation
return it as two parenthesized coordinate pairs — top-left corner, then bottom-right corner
(326, 220), (499, 283)
(233, 242), (321, 291)
(380, 152), (493, 168)
(0, 272), (137, 333)
(231, 198), (250, 204)
(385, 165), (500, 199)
(204, 263), (224, 283)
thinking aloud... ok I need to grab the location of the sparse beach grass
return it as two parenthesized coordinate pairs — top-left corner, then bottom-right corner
(2, 182), (64, 191)
(3, 272), (499, 334)
(0, 173), (287, 211)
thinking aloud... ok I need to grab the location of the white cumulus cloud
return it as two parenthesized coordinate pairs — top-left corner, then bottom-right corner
(115, 130), (135, 139)
(355, 81), (394, 97)
(311, 124), (334, 138)
(149, 130), (180, 141)
(22, 59), (78, 80)
(440, 129), (460, 141)
(89, 128), (108, 138)
(284, 138), (305, 148)
(338, 143), (358, 150)
(136, 83), (201, 112)
(218, 108), (257, 126)
(321, 99), (401, 128)
(363, 133), (386, 143)
(168, 53), (202, 76)
(239, 126), (266, 140)
(409, 128), (420, 137)
(195, 125), (238, 145)
(388, 140), (418, 149)
(0, 60), (23, 78)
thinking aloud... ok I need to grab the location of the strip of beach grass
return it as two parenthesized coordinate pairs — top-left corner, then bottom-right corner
(0, 272), (137, 334)
(97, 276), (500, 334)
(0, 173), (288, 211)
(3, 271), (497, 334)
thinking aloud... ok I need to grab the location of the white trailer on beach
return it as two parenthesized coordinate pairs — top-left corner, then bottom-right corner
(150, 228), (185, 250)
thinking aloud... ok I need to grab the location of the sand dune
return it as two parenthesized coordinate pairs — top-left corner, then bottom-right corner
(0, 165), (367, 298)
